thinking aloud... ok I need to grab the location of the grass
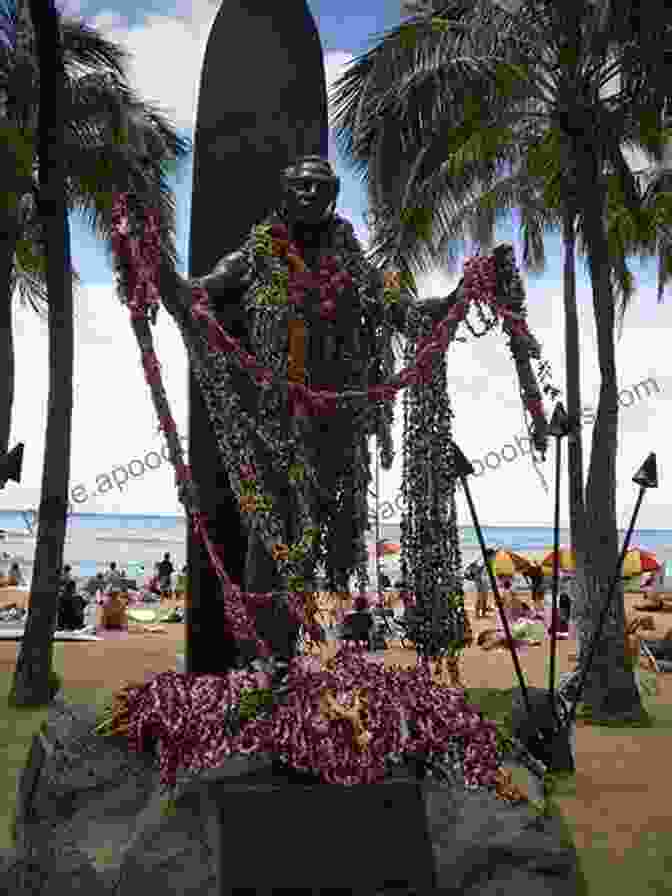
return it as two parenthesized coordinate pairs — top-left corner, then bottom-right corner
(1, 660), (671, 892)
(0, 644), (118, 853)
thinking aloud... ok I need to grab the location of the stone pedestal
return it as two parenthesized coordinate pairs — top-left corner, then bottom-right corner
(192, 764), (436, 894)
(5, 698), (581, 895)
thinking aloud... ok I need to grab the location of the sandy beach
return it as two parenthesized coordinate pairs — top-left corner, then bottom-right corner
(1, 585), (672, 865)
(1, 585), (669, 695)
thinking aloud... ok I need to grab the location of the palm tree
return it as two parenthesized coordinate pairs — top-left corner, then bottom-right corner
(2, 0), (190, 706)
(332, 0), (672, 721)
(0, 0), (191, 459)
(9, 0), (73, 707)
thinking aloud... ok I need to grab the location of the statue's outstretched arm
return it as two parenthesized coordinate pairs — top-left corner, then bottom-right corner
(157, 249), (253, 329)
(187, 250), (254, 302)
(383, 245), (547, 454)
(386, 279), (464, 333)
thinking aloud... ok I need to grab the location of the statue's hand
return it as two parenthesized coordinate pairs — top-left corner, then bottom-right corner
(188, 249), (253, 301)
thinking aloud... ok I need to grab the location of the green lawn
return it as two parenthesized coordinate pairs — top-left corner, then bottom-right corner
(1, 658), (671, 892)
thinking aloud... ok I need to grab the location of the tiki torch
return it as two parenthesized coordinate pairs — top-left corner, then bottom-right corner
(564, 452), (659, 728)
(452, 442), (534, 721)
(547, 403), (571, 728)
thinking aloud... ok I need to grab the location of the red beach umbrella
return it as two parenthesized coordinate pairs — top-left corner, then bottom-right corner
(622, 548), (660, 577)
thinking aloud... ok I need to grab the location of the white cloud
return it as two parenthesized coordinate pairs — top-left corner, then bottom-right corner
(89, 2), (218, 131)
(6, 281), (188, 517)
(4, 9), (670, 529)
(89, 4), (357, 138)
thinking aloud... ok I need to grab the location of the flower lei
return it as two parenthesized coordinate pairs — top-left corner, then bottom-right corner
(252, 220), (354, 322)
(190, 250), (548, 453)
(110, 191), (550, 660)
(98, 652), (510, 796)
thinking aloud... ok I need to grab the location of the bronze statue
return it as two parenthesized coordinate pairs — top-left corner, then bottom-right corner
(159, 154), (545, 664)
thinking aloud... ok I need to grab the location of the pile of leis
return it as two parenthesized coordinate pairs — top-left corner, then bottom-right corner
(97, 650), (512, 800)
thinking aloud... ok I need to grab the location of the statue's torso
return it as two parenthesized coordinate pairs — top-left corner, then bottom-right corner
(237, 216), (384, 393)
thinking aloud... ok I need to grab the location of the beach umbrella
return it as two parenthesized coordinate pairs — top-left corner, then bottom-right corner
(488, 550), (515, 577)
(492, 550), (539, 576)
(541, 549), (575, 573)
(368, 541), (401, 558)
(621, 548), (660, 578)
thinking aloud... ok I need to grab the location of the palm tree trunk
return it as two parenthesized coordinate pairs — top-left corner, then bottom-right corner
(0, 218), (17, 458)
(574, 166), (642, 722)
(10, 0), (73, 707)
(560, 205), (592, 665)
(561, 207), (585, 552)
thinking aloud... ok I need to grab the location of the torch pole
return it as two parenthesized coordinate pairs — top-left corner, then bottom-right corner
(548, 433), (563, 729)
(459, 473), (534, 721)
(564, 484), (646, 728)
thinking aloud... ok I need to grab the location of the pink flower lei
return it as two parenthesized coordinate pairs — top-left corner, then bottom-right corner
(262, 220), (355, 321)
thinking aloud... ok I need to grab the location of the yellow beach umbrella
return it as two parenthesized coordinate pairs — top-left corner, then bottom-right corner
(488, 550), (539, 577)
(541, 549), (576, 574)
(490, 550), (516, 577)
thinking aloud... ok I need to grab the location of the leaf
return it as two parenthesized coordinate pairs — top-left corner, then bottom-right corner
(398, 23), (420, 51)
(0, 122), (35, 179)
(430, 17), (449, 34)
(400, 206), (433, 243)
(492, 62), (529, 100)
(160, 797), (177, 817)
(15, 236), (46, 277)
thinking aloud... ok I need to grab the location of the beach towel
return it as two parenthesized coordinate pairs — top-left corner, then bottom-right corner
(125, 561), (146, 582)
(509, 618), (546, 643)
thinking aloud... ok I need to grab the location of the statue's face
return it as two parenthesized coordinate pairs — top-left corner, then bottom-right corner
(283, 168), (337, 227)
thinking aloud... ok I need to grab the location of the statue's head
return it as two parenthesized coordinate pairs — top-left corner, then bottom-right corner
(280, 155), (340, 227)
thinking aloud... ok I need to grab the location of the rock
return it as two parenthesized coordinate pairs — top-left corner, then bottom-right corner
(511, 687), (575, 772)
(9, 697), (161, 894)
(423, 783), (578, 895)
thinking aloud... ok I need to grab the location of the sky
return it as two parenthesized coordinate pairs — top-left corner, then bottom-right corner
(2, 0), (671, 530)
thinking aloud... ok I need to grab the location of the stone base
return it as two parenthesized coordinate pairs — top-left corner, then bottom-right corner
(4, 697), (580, 895)
(197, 764), (435, 893)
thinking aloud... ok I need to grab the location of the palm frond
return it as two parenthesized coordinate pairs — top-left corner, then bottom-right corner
(0, 5), (191, 313)
(60, 16), (131, 80)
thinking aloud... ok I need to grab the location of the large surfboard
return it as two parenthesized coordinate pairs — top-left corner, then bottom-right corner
(186, 0), (329, 675)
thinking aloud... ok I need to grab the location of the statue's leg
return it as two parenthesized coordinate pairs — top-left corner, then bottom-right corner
(236, 528), (301, 667)
(238, 425), (302, 666)
(312, 408), (360, 592)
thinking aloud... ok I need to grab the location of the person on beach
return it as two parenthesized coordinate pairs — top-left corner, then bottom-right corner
(104, 561), (123, 593)
(557, 592), (571, 633)
(470, 548), (495, 618)
(157, 553), (174, 598)
(100, 589), (129, 630)
(8, 561), (23, 587)
(57, 579), (86, 631)
(85, 572), (105, 598)
(527, 565), (545, 610)
(59, 565), (74, 590)
(473, 564), (489, 618)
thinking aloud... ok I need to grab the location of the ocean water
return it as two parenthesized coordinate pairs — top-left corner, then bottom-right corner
(2, 510), (671, 584)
